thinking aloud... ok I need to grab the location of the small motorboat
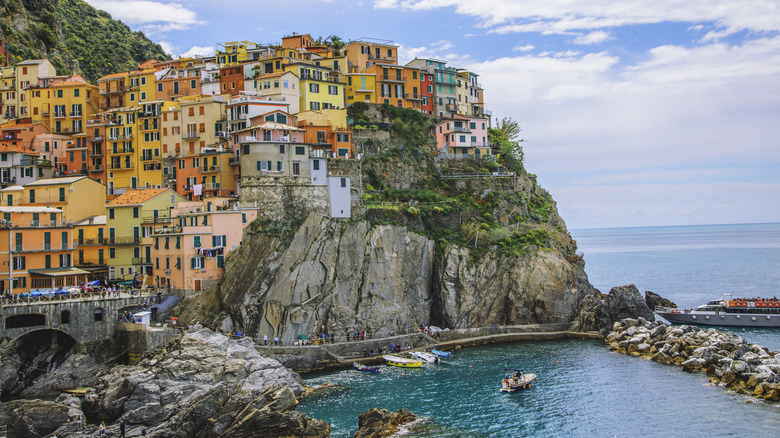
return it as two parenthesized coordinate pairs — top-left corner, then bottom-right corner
(431, 349), (451, 358)
(500, 369), (537, 393)
(411, 351), (439, 363)
(354, 363), (379, 373)
(384, 355), (423, 368)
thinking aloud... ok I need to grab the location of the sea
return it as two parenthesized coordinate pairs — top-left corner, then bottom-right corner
(298, 223), (780, 437)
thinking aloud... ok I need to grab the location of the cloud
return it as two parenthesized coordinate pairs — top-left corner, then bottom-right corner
(572, 31), (612, 45)
(512, 43), (534, 52)
(85, 1), (204, 34)
(398, 40), (460, 64)
(179, 46), (215, 59)
(462, 35), (780, 228)
(375, 0), (780, 37)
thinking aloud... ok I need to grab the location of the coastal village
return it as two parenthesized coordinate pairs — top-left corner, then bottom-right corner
(0, 33), (493, 296)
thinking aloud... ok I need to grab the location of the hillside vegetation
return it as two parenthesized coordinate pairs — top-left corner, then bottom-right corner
(0, 0), (170, 82)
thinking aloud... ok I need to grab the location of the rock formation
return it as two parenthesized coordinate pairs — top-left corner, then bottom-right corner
(571, 284), (655, 334)
(30, 328), (331, 437)
(354, 408), (419, 438)
(607, 318), (780, 401)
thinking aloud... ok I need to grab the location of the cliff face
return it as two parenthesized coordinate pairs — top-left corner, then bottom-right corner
(187, 105), (611, 341)
(214, 212), (594, 344)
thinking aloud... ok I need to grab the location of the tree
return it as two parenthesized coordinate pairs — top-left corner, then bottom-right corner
(489, 117), (525, 173)
(326, 35), (345, 55)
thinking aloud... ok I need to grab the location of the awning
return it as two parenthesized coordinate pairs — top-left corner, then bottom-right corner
(29, 267), (91, 277)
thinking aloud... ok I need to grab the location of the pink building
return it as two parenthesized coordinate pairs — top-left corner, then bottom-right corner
(433, 115), (491, 158)
(150, 197), (257, 294)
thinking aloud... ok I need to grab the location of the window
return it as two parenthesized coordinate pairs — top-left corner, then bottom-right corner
(158, 83), (163, 92)
(192, 257), (204, 269)
(279, 144), (285, 154)
(470, 122), (477, 129)
(313, 159), (320, 171)
(310, 101), (320, 110)
(108, 208), (114, 219)
(193, 236), (201, 248)
(337, 133), (349, 143)
(132, 207), (139, 218)
(292, 162), (300, 175)
(309, 83), (319, 93)
(340, 177), (347, 187)
(328, 85), (338, 95)
(295, 146), (305, 155)
(212, 235), (226, 246)
(191, 79), (197, 89)
(217, 255), (225, 268)
(276, 161), (283, 171)
(141, 91), (146, 100)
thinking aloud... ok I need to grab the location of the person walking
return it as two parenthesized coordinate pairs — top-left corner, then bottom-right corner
(274, 336), (279, 346)
(263, 334), (268, 345)
(76, 415), (83, 430)
(120, 419), (126, 438)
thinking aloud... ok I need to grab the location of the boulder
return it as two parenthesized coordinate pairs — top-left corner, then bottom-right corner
(645, 291), (676, 309)
(0, 399), (71, 437)
(682, 358), (706, 372)
(354, 408), (418, 438)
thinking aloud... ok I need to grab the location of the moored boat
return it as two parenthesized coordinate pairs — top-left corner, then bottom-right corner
(500, 369), (537, 393)
(384, 355), (423, 368)
(411, 351), (439, 363)
(354, 363), (379, 373)
(431, 349), (452, 358)
(655, 294), (780, 328)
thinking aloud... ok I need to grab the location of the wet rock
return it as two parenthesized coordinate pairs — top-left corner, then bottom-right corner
(645, 291), (676, 309)
(354, 408), (418, 438)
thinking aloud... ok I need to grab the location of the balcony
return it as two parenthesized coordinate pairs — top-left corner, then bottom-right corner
(203, 183), (221, 190)
(153, 226), (182, 235)
(87, 166), (104, 172)
(229, 156), (240, 165)
(70, 112), (83, 118)
(445, 104), (457, 111)
(381, 75), (405, 84)
(100, 86), (127, 95)
(110, 147), (134, 155)
(131, 257), (152, 265)
(0, 176), (16, 185)
(76, 238), (105, 246)
(140, 155), (159, 162)
(88, 149), (103, 157)
(16, 158), (52, 167)
(12, 244), (74, 253)
(450, 126), (470, 133)
(88, 137), (104, 143)
(143, 215), (171, 224)
(203, 165), (220, 173)
(138, 111), (160, 118)
(108, 236), (141, 245)
(27, 220), (73, 227)
(368, 54), (396, 63)
(183, 132), (200, 140)
(404, 93), (422, 101)
(109, 162), (134, 170)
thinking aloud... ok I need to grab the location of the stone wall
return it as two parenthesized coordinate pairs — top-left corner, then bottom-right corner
(239, 180), (329, 221)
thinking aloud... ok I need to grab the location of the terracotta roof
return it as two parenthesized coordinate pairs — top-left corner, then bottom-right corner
(107, 188), (169, 206)
(0, 143), (37, 154)
(98, 71), (130, 81)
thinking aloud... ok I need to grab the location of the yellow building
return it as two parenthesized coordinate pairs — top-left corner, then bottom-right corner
(98, 71), (130, 110)
(125, 67), (158, 106)
(105, 106), (139, 191)
(283, 62), (345, 111)
(16, 176), (106, 223)
(29, 75), (99, 136)
(346, 73), (376, 105)
(137, 101), (169, 188)
(105, 188), (186, 283)
(0, 65), (18, 120)
(73, 215), (108, 280)
(216, 41), (261, 65)
(13, 59), (57, 120)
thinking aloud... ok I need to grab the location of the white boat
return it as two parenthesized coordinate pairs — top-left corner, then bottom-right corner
(655, 294), (780, 328)
(500, 369), (537, 393)
(411, 351), (439, 363)
(431, 349), (451, 358)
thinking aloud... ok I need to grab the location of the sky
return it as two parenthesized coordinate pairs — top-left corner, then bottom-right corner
(84, 0), (780, 229)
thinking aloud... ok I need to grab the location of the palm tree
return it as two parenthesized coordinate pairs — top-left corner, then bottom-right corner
(326, 35), (345, 56)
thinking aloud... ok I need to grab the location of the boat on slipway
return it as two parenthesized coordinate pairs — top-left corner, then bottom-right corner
(384, 355), (423, 368)
(411, 351), (439, 363)
(431, 349), (452, 358)
(655, 294), (780, 328)
(500, 369), (537, 393)
(354, 363), (379, 373)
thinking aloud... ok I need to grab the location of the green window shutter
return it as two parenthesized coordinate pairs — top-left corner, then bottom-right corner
(212, 235), (217, 246)
(194, 236), (201, 247)
(191, 257), (196, 269)
(217, 255), (224, 268)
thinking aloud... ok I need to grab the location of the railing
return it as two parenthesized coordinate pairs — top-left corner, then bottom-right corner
(87, 166), (103, 172)
(0, 177), (15, 184)
(404, 93), (422, 100)
(88, 137), (103, 143)
(204, 183), (221, 190)
(109, 163), (134, 170)
(143, 216), (171, 224)
(202, 165), (220, 172)
(228, 157), (240, 165)
(12, 243), (75, 252)
(107, 236), (141, 245)
(30, 220), (74, 227)
(77, 238), (105, 245)
(18, 158), (52, 167)
(183, 132), (200, 139)
(450, 126), (470, 133)
(131, 257), (151, 265)
(153, 226), (182, 235)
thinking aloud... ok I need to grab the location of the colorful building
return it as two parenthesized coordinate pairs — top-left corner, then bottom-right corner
(283, 62), (345, 112)
(297, 109), (352, 158)
(0, 206), (84, 294)
(105, 188), (186, 283)
(73, 215), (108, 280)
(434, 115), (491, 158)
(150, 198), (257, 294)
(343, 39), (398, 73)
(345, 72), (376, 105)
(18, 176), (106, 222)
(244, 71), (301, 114)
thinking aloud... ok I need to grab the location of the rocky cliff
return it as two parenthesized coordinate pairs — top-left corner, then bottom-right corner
(176, 105), (643, 343)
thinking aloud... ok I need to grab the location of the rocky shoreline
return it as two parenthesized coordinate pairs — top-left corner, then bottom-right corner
(607, 318), (780, 401)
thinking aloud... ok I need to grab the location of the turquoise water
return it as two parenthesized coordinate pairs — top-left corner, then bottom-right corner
(299, 223), (780, 436)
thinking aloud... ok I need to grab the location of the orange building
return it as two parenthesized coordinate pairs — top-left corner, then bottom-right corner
(219, 64), (245, 97)
(0, 122), (48, 149)
(0, 206), (86, 294)
(366, 64), (422, 110)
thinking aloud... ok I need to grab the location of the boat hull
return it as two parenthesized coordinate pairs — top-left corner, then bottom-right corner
(384, 355), (423, 368)
(500, 373), (537, 392)
(431, 349), (452, 358)
(657, 311), (780, 328)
